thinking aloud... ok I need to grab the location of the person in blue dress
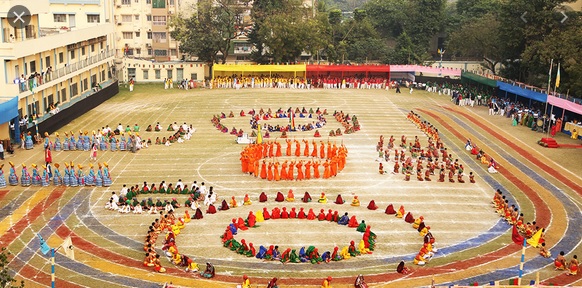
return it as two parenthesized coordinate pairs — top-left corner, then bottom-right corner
(82, 133), (90, 151)
(76, 164), (85, 186)
(338, 212), (349, 225)
(43, 132), (51, 149)
(95, 164), (103, 187)
(85, 164), (96, 186)
(69, 133), (76, 151)
(69, 163), (77, 187)
(119, 134), (126, 151)
(41, 165), (50, 187)
(76, 132), (83, 151)
(126, 136), (132, 152)
(54, 132), (62, 151)
(8, 162), (18, 186)
(62, 133), (69, 151)
(21, 164), (31, 186)
(0, 164), (6, 188)
(102, 162), (112, 187)
(25, 132), (34, 150)
(53, 163), (63, 186)
(99, 136), (107, 151)
(63, 163), (70, 186)
(31, 164), (41, 186)
(110, 137), (117, 152)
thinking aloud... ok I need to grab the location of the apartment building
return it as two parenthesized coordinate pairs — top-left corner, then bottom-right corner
(113, 0), (194, 62)
(0, 0), (116, 141)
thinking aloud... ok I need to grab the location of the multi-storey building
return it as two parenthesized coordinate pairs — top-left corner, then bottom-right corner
(113, 0), (194, 62)
(0, 0), (116, 142)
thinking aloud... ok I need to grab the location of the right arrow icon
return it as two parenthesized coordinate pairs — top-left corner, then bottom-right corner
(561, 11), (568, 23)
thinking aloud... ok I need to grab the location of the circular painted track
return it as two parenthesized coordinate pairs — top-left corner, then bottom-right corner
(1, 86), (580, 288)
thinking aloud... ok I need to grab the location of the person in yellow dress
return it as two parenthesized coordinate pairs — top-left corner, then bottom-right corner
(571, 129), (579, 140)
(321, 276), (333, 288)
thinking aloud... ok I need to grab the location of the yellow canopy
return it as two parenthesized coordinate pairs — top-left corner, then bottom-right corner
(213, 64), (306, 78)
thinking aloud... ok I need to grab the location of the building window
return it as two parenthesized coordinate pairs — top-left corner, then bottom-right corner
(59, 52), (64, 63)
(153, 32), (166, 43)
(190, 73), (197, 80)
(167, 70), (172, 79)
(121, 15), (132, 22)
(70, 83), (78, 97)
(147, 0), (151, 3)
(147, 48), (152, 55)
(147, 32), (152, 39)
(146, 15), (152, 21)
(169, 0), (175, 5)
(60, 88), (67, 102)
(81, 46), (85, 56)
(30, 61), (36, 73)
(136, 48), (141, 55)
(143, 70), (149, 79)
(155, 70), (161, 79)
(125, 48), (134, 55)
(170, 49), (177, 56)
(123, 32), (133, 39)
(127, 68), (136, 79)
(121, 0), (131, 4)
(54, 14), (66, 22)
(154, 49), (167, 56)
(87, 15), (100, 23)
(91, 44), (95, 52)
(91, 74), (97, 87)
(152, 0), (165, 8)
(135, 15), (140, 20)
(83, 78), (88, 91)
(135, 32), (140, 38)
(71, 50), (75, 59)
(152, 16), (166, 26)
(45, 56), (50, 68)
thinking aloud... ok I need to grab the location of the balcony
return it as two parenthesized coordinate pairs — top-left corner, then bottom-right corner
(12, 50), (115, 98)
(0, 23), (114, 59)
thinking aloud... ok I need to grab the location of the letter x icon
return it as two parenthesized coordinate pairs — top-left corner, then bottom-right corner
(13, 11), (25, 24)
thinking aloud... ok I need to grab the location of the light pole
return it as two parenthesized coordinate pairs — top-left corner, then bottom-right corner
(438, 49), (445, 77)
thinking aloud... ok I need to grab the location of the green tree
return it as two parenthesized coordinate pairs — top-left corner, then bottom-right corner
(447, 13), (503, 74)
(1, 247), (25, 288)
(171, 0), (248, 70)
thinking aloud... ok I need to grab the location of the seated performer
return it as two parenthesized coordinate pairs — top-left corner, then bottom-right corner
(335, 194), (345, 204)
(413, 216), (424, 229)
(555, 251), (567, 270)
(396, 261), (411, 274)
(367, 200), (378, 210)
(539, 242), (551, 258)
(302, 191), (312, 203)
(243, 194), (252, 205)
(351, 195), (360, 207)
(318, 192), (328, 204)
(201, 262), (215, 278)
(259, 192), (268, 202)
(404, 212), (414, 223)
(338, 212), (349, 225)
(567, 255), (578, 276)
(385, 204), (396, 215)
(286, 189), (295, 201)
(275, 191), (285, 202)
(396, 205), (405, 218)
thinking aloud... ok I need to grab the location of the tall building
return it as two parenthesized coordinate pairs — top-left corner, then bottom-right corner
(0, 0), (116, 141)
(113, 0), (195, 62)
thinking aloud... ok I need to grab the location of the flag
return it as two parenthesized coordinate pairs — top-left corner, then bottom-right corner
(256, 123), (263, 144)
(511, 225), (524, 246)
(38, 233), (50, 255)
(290, 110), (295, 129)
(527, 228), (543, 248)
(63, 236), (75, 260)
(555, 63), (561, 88)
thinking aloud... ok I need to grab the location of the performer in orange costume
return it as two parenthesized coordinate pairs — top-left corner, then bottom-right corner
(311, 140), (318, 157)
(274, 162), (280, 181)
(281, 161), (288, 180)
(319, 141), (325, 159)
(260, 160), (267, 179)
(323, 160), (330, 179)
(296, 161), (304, 180)
(303, 139), (309, 156)
(313, 161), (321, 178)
(304, 161), (312, 179)
(267, 162), (274, 181)
(288, 160), (295, 180)
(275, 141), (282, 157)
(294, 140), (301, 157)
(286, 139), (292, 156)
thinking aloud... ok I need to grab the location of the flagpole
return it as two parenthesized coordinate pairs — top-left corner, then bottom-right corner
(547, 62), (560, 137)
(543, 59), (553, 135)
(518, 238), (527, 286)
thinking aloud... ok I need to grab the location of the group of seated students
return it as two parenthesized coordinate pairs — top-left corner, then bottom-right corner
(386, 203), (438, 267)
(148, 122), (195, 146)
(143, 211), (198, 273)
(492, 189), (553, 256)
(221, 202), (376, 264)
(333, 110), (360, 134)
(466, 139), (500, 174)
(554, 251), (579, 276)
